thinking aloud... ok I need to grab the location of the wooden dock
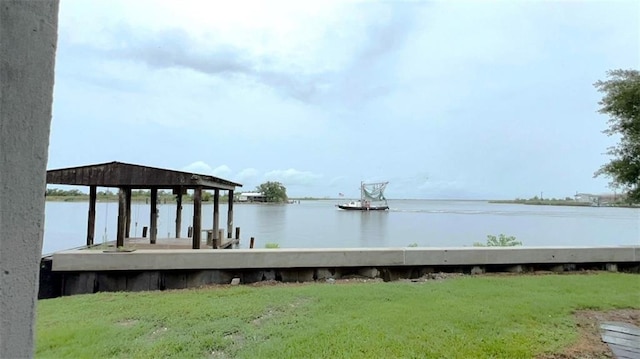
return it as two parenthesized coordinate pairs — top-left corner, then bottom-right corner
(99, 236), (240, 250)
(600, 322), (640, 359)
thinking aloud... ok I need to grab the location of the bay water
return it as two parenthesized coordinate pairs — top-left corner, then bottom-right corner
(43, 199), (639, 254)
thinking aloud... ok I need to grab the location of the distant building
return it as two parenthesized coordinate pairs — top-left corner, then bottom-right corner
(575, 193), (621, 206)
(237, 192), (267, 203)
(575, 193), (599, 205)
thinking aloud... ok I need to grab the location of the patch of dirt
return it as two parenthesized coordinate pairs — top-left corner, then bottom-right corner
(248, 279), (281, 287)
(537, 309), (640, 359)
(115, 319), (138, 327)
(251, 309), (277, 325)
(401, 272), (465, 282)
(331, 276), (384, 284)
(150, 326), (168, 337)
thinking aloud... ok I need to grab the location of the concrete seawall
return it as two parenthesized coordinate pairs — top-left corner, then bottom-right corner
(40, 246), (640, 298)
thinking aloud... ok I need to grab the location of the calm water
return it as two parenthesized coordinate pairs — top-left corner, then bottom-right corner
(43, 199), (639, 254)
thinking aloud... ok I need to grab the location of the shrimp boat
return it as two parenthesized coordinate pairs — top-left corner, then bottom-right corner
(337, 181), (389, 211)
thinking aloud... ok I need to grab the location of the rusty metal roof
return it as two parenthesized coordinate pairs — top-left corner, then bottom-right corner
(46, 161), (242, 190)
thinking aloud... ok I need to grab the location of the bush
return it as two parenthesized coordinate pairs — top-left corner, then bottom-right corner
(474, 234), (522, 247)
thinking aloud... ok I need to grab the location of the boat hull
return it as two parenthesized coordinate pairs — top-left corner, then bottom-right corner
(337, 205), (389, 211)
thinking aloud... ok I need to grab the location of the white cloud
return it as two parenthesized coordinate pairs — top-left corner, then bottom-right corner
(264, 169), (323, 185)
(212, 165), (232, 178)
(235, 168), (260, 183)
(181, 162), (232, 179)
(182, 161), (214, 174)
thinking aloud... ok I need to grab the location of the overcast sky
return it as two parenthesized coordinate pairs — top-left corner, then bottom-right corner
(48, 0), (639, 199)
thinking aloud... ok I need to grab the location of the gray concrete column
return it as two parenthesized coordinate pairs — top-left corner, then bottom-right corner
(0, 1), (59, 358)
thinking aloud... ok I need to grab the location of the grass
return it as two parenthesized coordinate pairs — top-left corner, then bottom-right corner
(36, 273), (639, 358)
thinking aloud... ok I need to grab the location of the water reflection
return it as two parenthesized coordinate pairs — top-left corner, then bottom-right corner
(254, 204), (288, 243)
(358, 211), (389, 247)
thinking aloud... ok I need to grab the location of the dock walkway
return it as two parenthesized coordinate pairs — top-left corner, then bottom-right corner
(116, 236), (239, 250)
(600, 322), (640, 359)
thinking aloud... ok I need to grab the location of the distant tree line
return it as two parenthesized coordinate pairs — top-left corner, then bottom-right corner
(255, 181), (288, 203)
(46, 188), (229, 202)
(46, 183), (291, 204)
(46, 188), (85, 197)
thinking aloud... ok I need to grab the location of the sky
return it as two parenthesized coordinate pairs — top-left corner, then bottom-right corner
(48, 0), (640, 199)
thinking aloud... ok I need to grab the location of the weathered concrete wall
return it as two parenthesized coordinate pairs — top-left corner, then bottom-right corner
(52, 246), (640, 271)
(1, 2), (58, 357)
(48, 261), (638, 297)
(45, 246), (640, 297)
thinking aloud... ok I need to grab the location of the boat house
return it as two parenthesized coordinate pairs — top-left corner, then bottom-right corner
(237, 192), (267, 203)
(46, 161), (242, 249)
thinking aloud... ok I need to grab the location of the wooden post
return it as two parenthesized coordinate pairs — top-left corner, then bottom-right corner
(227, 190), (234, 238)
(217, 229), (223, 249)
(213, 189), (220, 242)
(125, 187), (131, 238)
(235, 227), (240, 240)
(150, 188), (158, 244)
(206, 230), (213, 246)
(212, 233), (219, 249)
(116, 188), (126, 248)
(175, 187), (182, 238)
(86, 185), (97, 246)
(250, 237), (255, 249)
(192, 187), (202, 249)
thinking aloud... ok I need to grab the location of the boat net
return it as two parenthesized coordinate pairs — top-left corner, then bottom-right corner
(362, 182), (388, 201)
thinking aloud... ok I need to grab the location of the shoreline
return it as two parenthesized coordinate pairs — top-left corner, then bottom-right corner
(45, 196), (638, 208)
(488, 200), (637, 208)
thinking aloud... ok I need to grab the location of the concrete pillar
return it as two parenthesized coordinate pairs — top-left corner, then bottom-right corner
(192, 187), (202, 249)
(150, 188), (157, 244)
(175, 187), (182, 238)
(87, 185), (97, 245)
(124, 187), (132, 238)
(213, 189), (219, 240)
(116, 188), (127, 247)
(227, 190), (234, 238)
(0, 2), (59, 357)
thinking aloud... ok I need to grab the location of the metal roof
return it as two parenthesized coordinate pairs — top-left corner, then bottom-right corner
(46, 161), (242, 191)
(239, 193), (265, 197)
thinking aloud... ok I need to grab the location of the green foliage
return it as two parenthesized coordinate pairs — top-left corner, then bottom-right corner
(407, 243), (418, 247)
(594, 69), (640, 204)
(256, 181), (288, 203)
(46, 188), (230, 203)
(474, 234), (522, 247)
(46, 188), (85, 197)
(489, 197), (591, 207)
(264, 242), (280, 249)
(36, 273), (639, 358)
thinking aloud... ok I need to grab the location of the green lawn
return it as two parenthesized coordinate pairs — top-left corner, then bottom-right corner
(36, 273), (639, 358)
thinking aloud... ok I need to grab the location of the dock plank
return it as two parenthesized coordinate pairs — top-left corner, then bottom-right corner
(610, 345), (640, 359)
(602, 322), (640, 337)
(601, 322), (640, 359)
(602, 334), (640, 350)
